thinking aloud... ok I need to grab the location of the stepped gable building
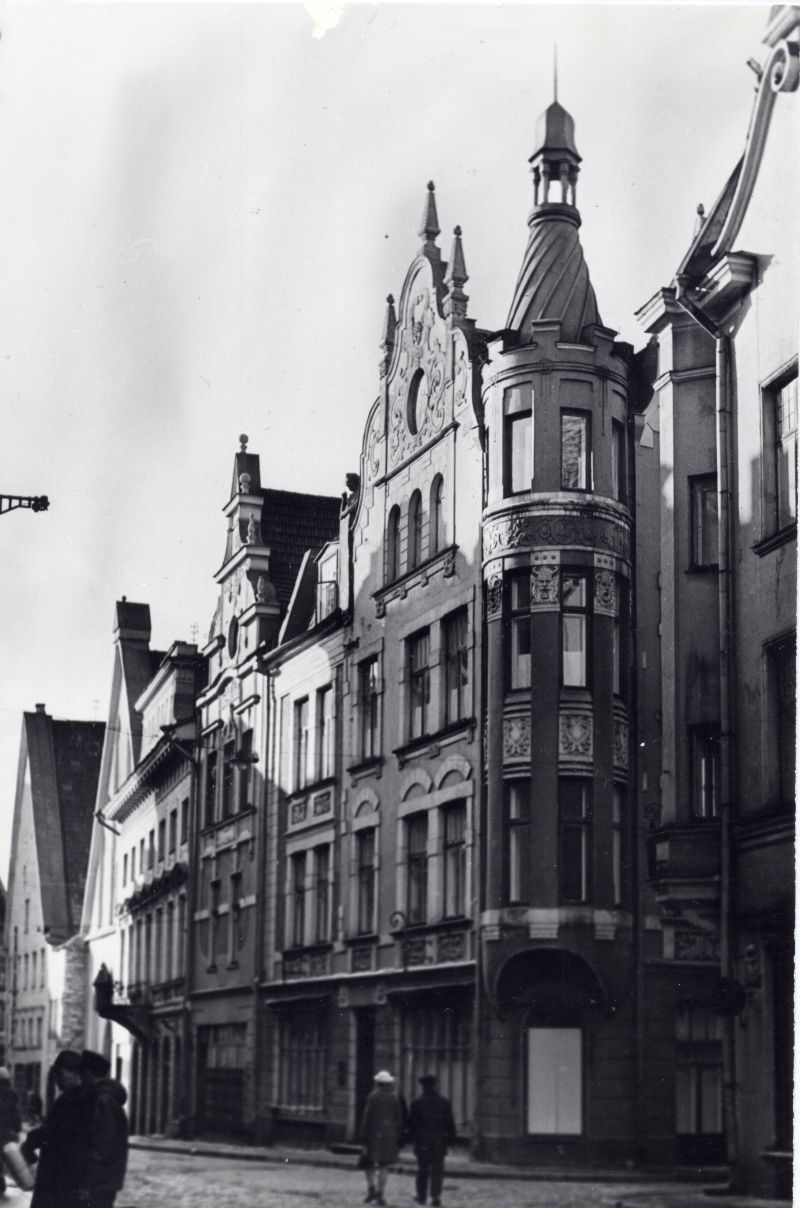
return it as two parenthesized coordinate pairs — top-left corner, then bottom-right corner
(635, 7), (797, 1196)
(477, 97), (639, 1164)
(5, 706), (104, 1100)
(192, 439), (340, 1139)
(256, 182), (486, 1145)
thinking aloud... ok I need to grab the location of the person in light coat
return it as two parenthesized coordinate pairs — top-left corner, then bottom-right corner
(358, 1070), (405, 1206)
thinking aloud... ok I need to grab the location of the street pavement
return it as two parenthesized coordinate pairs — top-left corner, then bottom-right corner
(2, 1146), (791, 1208)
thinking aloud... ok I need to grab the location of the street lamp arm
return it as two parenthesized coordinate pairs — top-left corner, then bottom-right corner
(0, 493), (49, 515)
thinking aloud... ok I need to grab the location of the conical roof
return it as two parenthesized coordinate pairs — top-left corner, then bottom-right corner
(506, 210), (601, 341)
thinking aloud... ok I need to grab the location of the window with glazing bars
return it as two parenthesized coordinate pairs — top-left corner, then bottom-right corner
(291, 852), (306, 947)
(356, 829), (376, 934)
(506, 572), (531, 691)
(317, 686), (334, 780)
(314, 845), (330, 942)
(444, 608), (469, 724)
(443, 803), (466, 918)
(558, 780), (591, 903)
(406, 814), (428, 924)
(408, 629), (431, 740)
(360, 657), (380, 760)
(561, 572), (589, 688)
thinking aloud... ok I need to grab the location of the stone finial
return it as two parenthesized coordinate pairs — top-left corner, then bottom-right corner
(444, 225), (469, 320)
(239, 471), (251, 494)
(379, 294), (397, 378)
(419, 181), (441, 244)
(246, 514), (257, 544)
(239, 433), (249, 452)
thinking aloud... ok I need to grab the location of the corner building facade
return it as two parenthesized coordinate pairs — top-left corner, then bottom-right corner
(477, 103), (637, 1163)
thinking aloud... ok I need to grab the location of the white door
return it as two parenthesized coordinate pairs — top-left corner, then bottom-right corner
(527, 1026), (582, 1135)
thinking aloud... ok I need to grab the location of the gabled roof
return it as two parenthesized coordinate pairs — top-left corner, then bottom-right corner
(260, 488), (341, 613)
(9, 710), (104, 944)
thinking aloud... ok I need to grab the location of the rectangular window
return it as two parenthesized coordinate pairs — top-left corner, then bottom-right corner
(612, 785), (628, 908)
(444, 608), (469, 725)
(279, 1012), (326, 1110)
(360, 657), (380, 760)
(611, 419), (626, 503)
(139, 837), (145, 874)
(294, 698), (310, 790)
(158, 818), (166, 861)
(221, 738), (235, 818)
(505, 782), (529, 904)
(123, 853), (128, 885)
(505, 411), (532, 495)
(314, 845), (330, 943)
(443, 803), (467, 918)
(168, 809), (177, 854)
(507, 572), (531, 691)
(208, 882), (220, 968)
(31, 952), (37, 988)
(131, 846), (136, 880)
(675, 1005), (723, 1137)
(228, 871), (241, 965)
(768, 633), (796, 808)
(690, 475), (718, 569)
(291, 852), (306, 948)
(155, 906), (164, 983)
(527, 1027), (583, 1135)
(237, 728), (253, 810)
(178, 895), (186, 975)
(147, 830), (155, 870)
(180, 798), (189, 844)
(408, 629), (431, 740)
(40, 948), (46, 988)
(559, 780), (591, 903)
(561, 411), (591, 490)
(165, 900), (175, 982)
(24, 899), (29, 934)
(356, 829), (376, 935)
(775, 374), (798, 531)
(204, 751), (218, 826)
(691, 726), (720, 819)
(406, 813), (428, 925)
(317, 686), (335, 780)
(562, 572), (589, 688)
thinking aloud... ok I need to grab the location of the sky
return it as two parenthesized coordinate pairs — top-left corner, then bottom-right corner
(0, 2), (772, 882)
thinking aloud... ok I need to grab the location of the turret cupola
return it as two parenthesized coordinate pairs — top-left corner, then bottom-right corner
(506, 96), (601, 344)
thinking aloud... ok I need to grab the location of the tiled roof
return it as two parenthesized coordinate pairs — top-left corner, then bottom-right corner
(23, 712), (104, 942)
(261, 489), (341, 613)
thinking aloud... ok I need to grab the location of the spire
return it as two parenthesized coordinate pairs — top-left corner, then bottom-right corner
(379, 294), (397, 378)
(443, 226), (469, 321)
(419, 181), (441, 258)
(553, 43), (558, 103)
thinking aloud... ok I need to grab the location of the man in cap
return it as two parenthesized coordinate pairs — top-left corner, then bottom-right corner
(74, 1050), (129, 1208)
(408, 1075), (456, 1206)
(358, 1070), (404, 1206)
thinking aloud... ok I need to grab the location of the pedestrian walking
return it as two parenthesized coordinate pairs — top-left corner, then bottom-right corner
(408, 1075), (456, 1207)
(22, 1050), (89, 1208)
(74, 1050), (129, 1208)
(0, 1068), (21, 1197)
(358, 1070), (404, 1207)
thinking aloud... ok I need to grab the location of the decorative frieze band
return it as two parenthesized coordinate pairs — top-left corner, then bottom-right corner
(483, 510), (631, 563)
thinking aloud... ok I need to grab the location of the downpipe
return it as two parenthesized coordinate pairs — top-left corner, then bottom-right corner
(674, 277), (739, 1185)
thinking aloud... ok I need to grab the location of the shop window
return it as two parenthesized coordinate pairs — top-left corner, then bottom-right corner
(279, 1012), (326, 1111)
(386, 506), (401, 582)
(504, 411), (532, 495)
(443, 803), (466, 918)
(561, 411), (591, 490)
(294, 698), (310, 791)
(562, 572), (590, 688)
(559, 780), (591, 904)
(317, 686), (335, 780)
(506, 572), (531, 691)
(527, 1022), (583, 1135)
(444, 608), (469, 725)
(406, 813), (428, 925)
(505, 781), (529, 905)
(408, 629), (431, 740)
(762, 369), (798, 536)
(408, 490), (423, 570)
(401, 1005), (472, 1132)
(690, 475), (718, 569)
(690, 726), (720, 819)
(356, 829), (376, 935)
(359, 657), (380, 760)
(430, 475), (445, 555)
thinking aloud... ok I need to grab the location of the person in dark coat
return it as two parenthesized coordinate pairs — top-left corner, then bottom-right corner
(408, 1075), (456, 1207)
(0, 1067), (21, 1197)
(23, 1050), (89, 1208)
(358, 1070), (404, 1207)
(74, 1050), (129, 1208)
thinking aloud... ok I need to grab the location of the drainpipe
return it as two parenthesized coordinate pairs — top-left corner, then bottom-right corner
(674, 277), (738, 1183)
(252, 662), (274, 1143)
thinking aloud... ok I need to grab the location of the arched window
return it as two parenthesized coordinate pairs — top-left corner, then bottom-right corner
(430, 474), (445, 555)
(387, 505), (401, 582)
(408, 490), (423, 569)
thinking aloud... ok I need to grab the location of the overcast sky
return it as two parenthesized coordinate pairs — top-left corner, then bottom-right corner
(0, 3), (771, 882)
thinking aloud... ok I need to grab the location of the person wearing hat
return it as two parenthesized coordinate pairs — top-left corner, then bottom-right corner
(23, 1050), (89, 1208)
(0, 1068), (21, 1197)
(407, 1075), (456, 1207)
(74, 1050), (129, 1208)
(357, 1070), (404, 1206)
